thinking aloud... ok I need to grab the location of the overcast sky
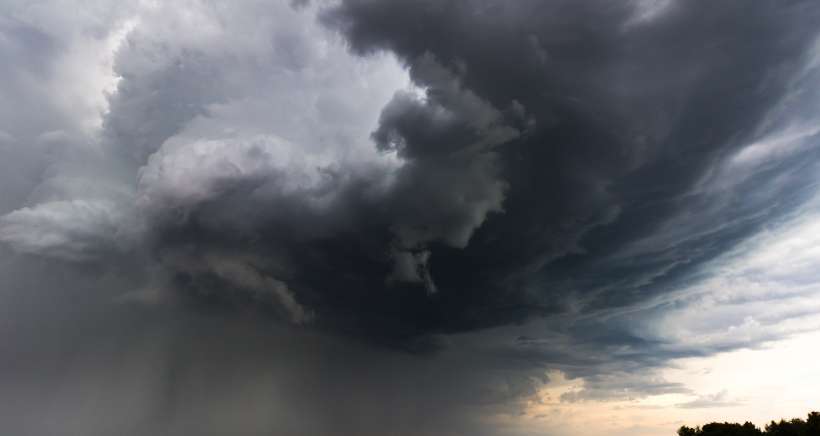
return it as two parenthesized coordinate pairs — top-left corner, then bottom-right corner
(1, 1), (819, 435)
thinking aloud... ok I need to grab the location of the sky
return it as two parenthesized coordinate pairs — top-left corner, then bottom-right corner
(1, 1), (819, 435)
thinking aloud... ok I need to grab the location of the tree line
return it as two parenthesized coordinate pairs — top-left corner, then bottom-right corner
(678, 411), (820, 436)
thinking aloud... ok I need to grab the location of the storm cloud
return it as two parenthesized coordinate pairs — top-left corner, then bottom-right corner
(1, 0), (820, 435)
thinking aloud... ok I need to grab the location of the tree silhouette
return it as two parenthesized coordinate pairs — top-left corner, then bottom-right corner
(678, 412), (820, 436)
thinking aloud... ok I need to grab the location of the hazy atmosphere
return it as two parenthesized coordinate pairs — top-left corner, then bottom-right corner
(1, 1), (819, 435)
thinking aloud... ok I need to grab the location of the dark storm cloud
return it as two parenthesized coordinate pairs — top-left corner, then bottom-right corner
(218, 0), (820, 340)
(3, 0), (820, 343)
(2, 1), (820, 434)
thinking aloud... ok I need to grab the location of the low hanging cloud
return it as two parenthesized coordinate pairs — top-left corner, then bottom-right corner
(675, 390), (742, 410)
(560, 373), (690, 404)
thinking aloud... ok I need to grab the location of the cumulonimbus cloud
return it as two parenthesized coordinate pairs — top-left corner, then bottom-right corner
(1, 1), (820, 434)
